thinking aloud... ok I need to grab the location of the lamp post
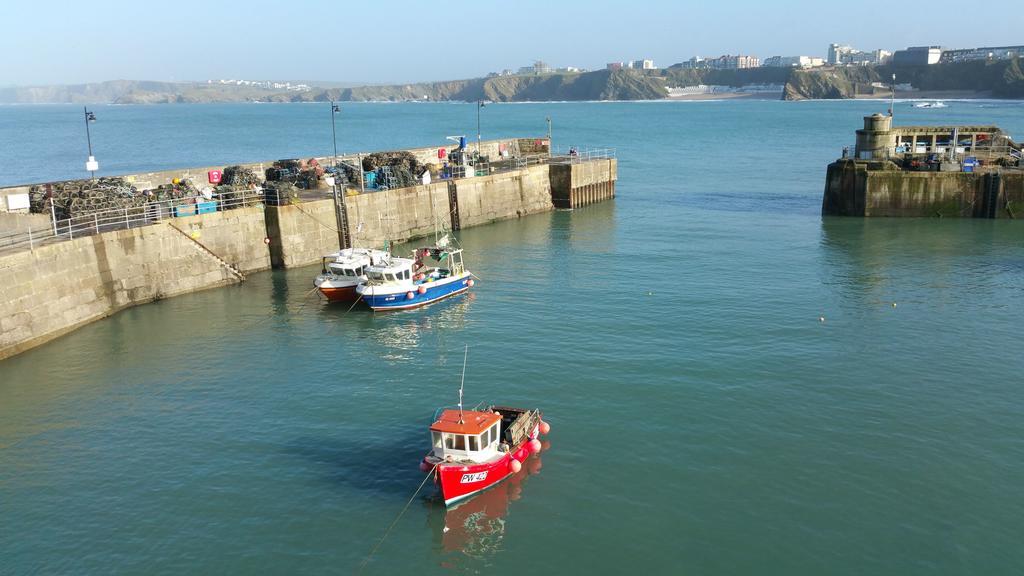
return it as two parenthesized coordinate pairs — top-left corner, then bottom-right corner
(546, 116), (552, 155)
(476, 100), (486, 155)
(83, 107), (98, 179)
(889, 73), (896, 118)
(329, 101), (345, 249)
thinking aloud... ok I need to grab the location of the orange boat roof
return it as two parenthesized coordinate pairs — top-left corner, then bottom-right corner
(430, 409), (501, 435)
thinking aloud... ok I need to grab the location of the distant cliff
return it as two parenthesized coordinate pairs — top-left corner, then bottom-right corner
(0, 70), (670, 104)
(4, 60), (1023, 104)
(782, 59), (1024, 100)
(303, 69), (669, 102)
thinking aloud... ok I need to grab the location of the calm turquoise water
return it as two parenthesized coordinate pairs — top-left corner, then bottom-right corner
(2, 101), (1024, 574)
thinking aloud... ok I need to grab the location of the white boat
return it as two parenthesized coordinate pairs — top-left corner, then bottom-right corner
(355, 234), (474, 311)
(313, 248), (390, 303)
(913, 101), (948, 109)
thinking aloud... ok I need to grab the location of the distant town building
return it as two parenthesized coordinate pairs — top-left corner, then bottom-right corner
(892, 46), (943, 66)
(827, 44), (891, 66)
(939, 45), (1024, 63)
(677, 56), (707, 69)
(630, 59), (656, 70)
(763, 55), (825, 68)
(606, 62), (624, 70)
(678, 55), (759, 70)
(213, 79), (310, 91)
(517, 61), (554, 75)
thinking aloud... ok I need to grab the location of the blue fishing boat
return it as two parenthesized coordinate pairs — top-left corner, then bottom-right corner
(355, 234), (474, 311)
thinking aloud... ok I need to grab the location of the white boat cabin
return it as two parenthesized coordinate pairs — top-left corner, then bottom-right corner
(429, 409), (503, 463)
(364, 247), (466, 287)
(319, 249), (388, 280)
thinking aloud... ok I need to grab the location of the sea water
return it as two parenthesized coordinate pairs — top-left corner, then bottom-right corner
(1, 100), (1023, 574)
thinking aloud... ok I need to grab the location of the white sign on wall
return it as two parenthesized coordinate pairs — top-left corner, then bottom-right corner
(6, 193), (30, 211)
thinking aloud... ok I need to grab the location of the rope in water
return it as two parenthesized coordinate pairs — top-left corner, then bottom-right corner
(356, 463), (438, 574)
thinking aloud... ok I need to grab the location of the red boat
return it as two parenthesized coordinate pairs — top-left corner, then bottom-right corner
(421, 405), (551, 507)
(434, 451), (544, 557)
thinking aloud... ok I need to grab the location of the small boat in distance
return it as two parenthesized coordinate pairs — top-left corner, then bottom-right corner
(313, 248), (390, 303)
(355, 234), (474, 311)
(913, 101), (948, 109)
(422, 405), (550, 506)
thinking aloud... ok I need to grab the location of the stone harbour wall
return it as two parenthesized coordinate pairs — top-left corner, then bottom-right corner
(0, 156), (615, 360)
(823, 160), (1024, 218)
(0, 206), (269, 360)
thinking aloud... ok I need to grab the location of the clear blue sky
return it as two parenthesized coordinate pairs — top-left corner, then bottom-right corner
(2, 0), (1019, 86)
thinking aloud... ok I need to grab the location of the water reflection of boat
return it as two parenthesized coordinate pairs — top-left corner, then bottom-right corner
(429, 450), (546, 557)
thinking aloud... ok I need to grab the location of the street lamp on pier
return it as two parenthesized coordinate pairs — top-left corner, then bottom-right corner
(329, 101), (345, 249)
(84, 107), (98, 179)
(477, 100), (487, 155)
(546, 116), (552, 155)
(889, 74), (896, 119)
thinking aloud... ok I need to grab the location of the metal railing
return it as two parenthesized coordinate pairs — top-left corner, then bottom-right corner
(0, 187), (266, 254)
(549, 147), (616, 164)
(1, 146), (617, 255)
(842, 144), (1022, 165)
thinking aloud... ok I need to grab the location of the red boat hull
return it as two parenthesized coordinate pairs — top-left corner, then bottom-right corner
(430, 426), (538, 506)
(318, 284), (358, 303)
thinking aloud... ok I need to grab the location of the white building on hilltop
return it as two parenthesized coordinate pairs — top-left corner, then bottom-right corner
(763, 56), (825, 68)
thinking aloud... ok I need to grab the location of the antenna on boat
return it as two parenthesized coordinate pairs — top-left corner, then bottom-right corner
(458, 344), (468, 424)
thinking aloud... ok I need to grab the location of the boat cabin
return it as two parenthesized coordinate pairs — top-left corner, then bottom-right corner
(320, 249), (389, 279)
(323, 259), (366, 278)
(430, 409), (503, 462)
(365, 259), (414, 285)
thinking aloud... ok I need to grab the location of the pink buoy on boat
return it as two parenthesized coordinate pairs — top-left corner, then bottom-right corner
(418, 285), (427, 294)
(509, 458), (522, 473)
(406, 291), (415, 300)
(540, 420), (551, 435)
(468, 279), (475, 287)
(529, 438), (542, 454)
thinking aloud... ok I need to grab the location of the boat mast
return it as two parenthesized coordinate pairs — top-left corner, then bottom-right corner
(458, 345), (468, 423)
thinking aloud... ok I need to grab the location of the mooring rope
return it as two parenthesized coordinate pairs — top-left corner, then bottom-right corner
(357, 464), (437, 574)
(289, 198), (341, 233)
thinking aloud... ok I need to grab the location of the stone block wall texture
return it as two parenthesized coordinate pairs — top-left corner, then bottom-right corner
(549, 159), (618, 209)
(270, 163), (557, 267)
(0, 212), (52, 233)
(823, 161), (1024, 218)
(264, 200), (342, 269)
(0, 206), (269, 360)
(455, 165), (553, 228)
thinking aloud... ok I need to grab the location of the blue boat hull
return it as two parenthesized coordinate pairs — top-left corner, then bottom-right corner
(361, 275), (472, 310)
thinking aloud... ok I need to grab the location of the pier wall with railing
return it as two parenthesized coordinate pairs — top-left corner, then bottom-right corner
(0, 147), (616, 361)
(266, 161), (562, 268)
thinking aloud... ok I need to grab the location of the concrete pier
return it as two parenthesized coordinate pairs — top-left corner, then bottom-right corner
(549, 158), (617, 209)
(0, 141), (617, 360)
(823, 115), (1024, 218)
